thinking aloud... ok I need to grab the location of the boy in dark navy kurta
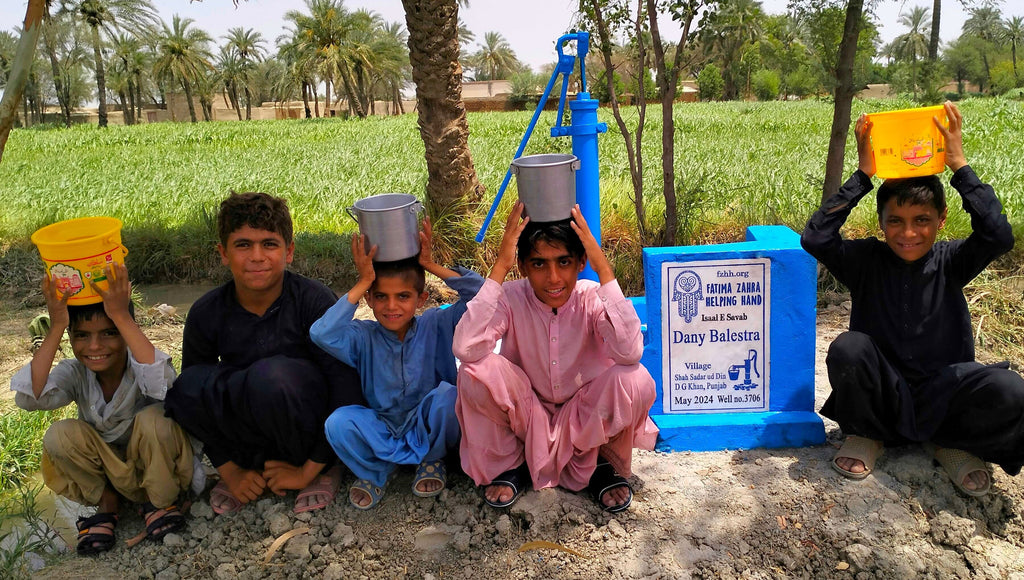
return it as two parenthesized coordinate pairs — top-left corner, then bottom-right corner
(165, 192), (362, 514)
(801, 101), (1024, 496)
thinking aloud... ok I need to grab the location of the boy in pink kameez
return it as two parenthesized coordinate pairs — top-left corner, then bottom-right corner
(453, 202), (658, 512)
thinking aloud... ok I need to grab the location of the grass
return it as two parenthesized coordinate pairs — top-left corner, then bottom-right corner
(2, 98), (1021, 293)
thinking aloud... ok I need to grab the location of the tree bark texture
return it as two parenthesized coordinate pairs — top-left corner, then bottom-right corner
(0, 0), (45, 164)
(90, 24), (109, 128)
(928, 0), (941, 61)
(822, 0), (864, 202)
(402, 0), (483, 215)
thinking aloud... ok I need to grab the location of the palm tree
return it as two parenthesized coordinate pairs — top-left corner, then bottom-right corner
(1002, 16), (1023, 79)
(109, 33), (148, 124)
(284, 0), (356, 117)
(962, 5), (1005, 91)
(276, 26), (318, 118)
(223, 27), (265, 119)
(216, 45), (244, 119)
(401, 0), (483, 220)
(470, 31), (520, 81)
(153, 15), (213, 123)
(62, 0), (159, 127)
(893, 5), (931, 99)
(701, 0), (765, 99)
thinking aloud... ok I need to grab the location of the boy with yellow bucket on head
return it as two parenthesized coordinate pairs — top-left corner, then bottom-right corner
(801, 101), (1024, 497)
(11, 256), (196, 555)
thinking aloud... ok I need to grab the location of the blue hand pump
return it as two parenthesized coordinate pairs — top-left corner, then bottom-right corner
(474, 32), (607, 280)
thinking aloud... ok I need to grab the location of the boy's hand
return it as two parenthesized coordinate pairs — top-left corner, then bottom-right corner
(418, 216), (436, 270)
(855, 114), (875, 177)
(41, 273), (71, 331)
(935, 100), (967, 172)
(569, 204), (615, 284)
(490, 202), (529, 283)
(352, 233), (377, 286)
(92, 263), (132, 324)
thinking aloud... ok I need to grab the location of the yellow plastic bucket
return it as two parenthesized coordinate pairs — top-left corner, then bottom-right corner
(31, 217), (128, 305)
(866, 105), (947, 179)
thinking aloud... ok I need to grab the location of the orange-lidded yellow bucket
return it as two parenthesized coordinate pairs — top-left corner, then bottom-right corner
(31, 217), (128, 305)
(866, 105), (947, 179)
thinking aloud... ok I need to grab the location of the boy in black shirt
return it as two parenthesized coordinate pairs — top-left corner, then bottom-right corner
(801, 102), (1024, 496)
(165, 192), (362, 513)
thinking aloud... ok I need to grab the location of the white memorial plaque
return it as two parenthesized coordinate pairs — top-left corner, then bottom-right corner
(661, 258), (770, 413)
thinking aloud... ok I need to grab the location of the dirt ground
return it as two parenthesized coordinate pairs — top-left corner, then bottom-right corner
(4, 296), (1024, 580)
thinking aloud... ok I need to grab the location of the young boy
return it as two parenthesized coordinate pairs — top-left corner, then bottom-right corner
(453, 203), (659, 512)
(801, 101), (1024, 496)
(164, 192), (362, 514)
(11, 263), (193, 554)
(310, 218), (484, 509)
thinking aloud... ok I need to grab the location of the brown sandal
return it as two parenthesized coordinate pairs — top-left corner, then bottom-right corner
(832, 435), (883, 480)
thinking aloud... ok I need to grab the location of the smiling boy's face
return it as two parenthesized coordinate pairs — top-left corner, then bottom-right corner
(218, 225), (294, 295)
(366, 275), (427, 341)
(70, 314), (128, 379)
(518, 240), (585, 309)
(879, 198), (946, 263)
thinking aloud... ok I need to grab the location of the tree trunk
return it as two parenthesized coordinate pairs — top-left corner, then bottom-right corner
(117, 89), (130, 124)
(182, 81), (198, 123)
(822, 0), (864, 202)
(339, 66), (366, 118)
(590, 0), (645, 240)
(302, 81), (311, 118)
(402, 0), (483, 217)
(41, 15), (72, 128)
(89, 24), (108, 128)
(928, 0), (941, 61)
(244, 86), (253, 120)
(0, 0), (45, 163)
(648, 0), (696, 247)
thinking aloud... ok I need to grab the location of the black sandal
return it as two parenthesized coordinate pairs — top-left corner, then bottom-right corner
(481, 462), (531, 509)
(141, 502), (186, 541)
(76, 512), (118, 555)
(588, 456), (633, 513)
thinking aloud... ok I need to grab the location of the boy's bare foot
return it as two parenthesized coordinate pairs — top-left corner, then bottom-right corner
(293, 466), (342, 513)
(834, 456), (868, 474)
(601, 485), (631, 508)
(349, 479), (384, 510)
(351, 487), (372, 507)
(218, 461), (266, 505)
(417, 479), (443, 494)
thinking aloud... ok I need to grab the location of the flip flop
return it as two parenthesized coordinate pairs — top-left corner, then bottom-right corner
(480, 462), (530, 509)
(926, 443), (992, 497)
(294, 467), (342, 513)
(209, 481), (243, 515)
(349, 478), (385, 510)
(412, 459), (446, 498)
(587, 456), (633, 513)
(831, 435), (884, 480)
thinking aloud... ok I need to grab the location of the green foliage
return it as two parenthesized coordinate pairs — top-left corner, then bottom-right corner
(784, 67), (817, 98)
(990, 60), (1022, 95)
(1, 100), (1022, 296)
(697, 64), (724, 101)
(0, 482), (65, 579)
(751, 69), (780, 101)
(591, 69), (626, 104)
(0, 402), (74, 492)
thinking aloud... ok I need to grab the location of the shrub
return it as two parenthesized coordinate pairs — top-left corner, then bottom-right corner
(752, 69), (781, 101)
(697, 64), (724, 101)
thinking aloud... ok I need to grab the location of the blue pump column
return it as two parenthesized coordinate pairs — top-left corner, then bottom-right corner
(553, 94), (606, 281)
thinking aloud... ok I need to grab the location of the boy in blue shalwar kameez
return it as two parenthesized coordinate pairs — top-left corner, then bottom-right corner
(310, 218), (484, 509)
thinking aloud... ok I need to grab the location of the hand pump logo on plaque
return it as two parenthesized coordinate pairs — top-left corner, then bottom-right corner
(662, 258), (770, 413)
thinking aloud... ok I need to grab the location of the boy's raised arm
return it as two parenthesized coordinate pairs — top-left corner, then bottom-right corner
(93, 263), (155, 365)
(569, 204), (615, 285)
(935, 101), (967, 173)
(347, 233), (378, 304)
(28, 274), (71, 399)
(488, 202), (529, 284)
(418, 216), (463, 281)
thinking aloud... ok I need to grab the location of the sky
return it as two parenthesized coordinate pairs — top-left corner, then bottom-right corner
(3, 0), (1023, 73)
